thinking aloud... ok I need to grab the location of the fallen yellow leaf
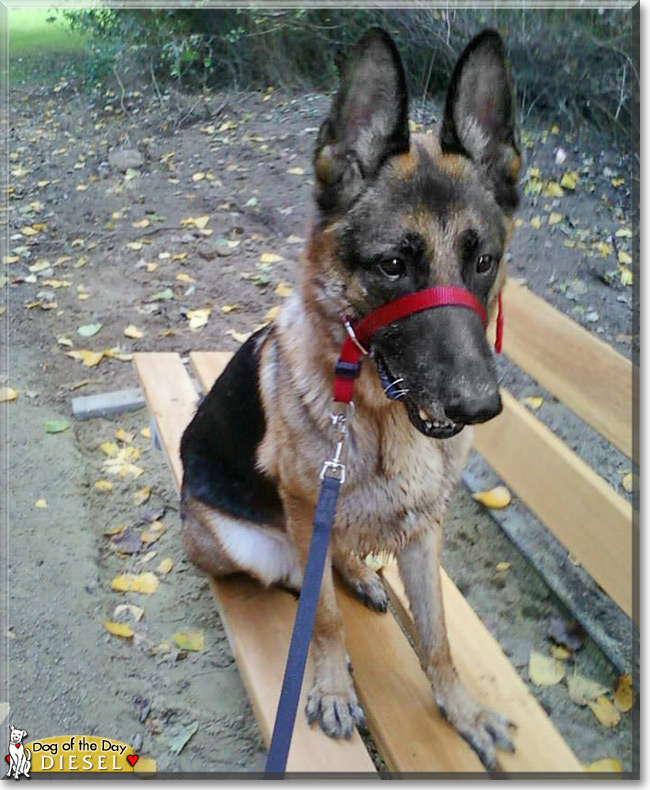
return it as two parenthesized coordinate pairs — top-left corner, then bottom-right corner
(567, 673), (609, 706)
(620, 267), (633, 286)
(115, 428), (134, 443)
(134, 486), (151, 506)
(94, 480), (114, 494)
(157, 557), (174, 574)
(523, 396), (544, 410)
(187, 307), (211, 331)
(192, 172), (205, 182)
(548, 212), (563, 226)
(530, 216), (542, 230)
(529, 650), (566, 686)
(275, 282), (293, 298)
(560, 171), (578, 190)
(225, 329), (251, 344)
(34, 499), (48, 509)
(260, 252), (282, 264)
(175, 272), (194, 284)
(621, 472), (634, 493)
(543, 182), (564, 198)
(67, 349), (104, 368)
(110, 572), (159, 594)
(618, 251), (632, 265)
(124, 325), (144, 339)
(287, 167), (305, 176)
(221, 304), (238, 314)
(585, 758), (622, 772)
(264, 305), (280, 322)
(172, 629), (204, 651)
(472, 485), (512, 509)
(588, 696), (621, 728)
(0, 387), (18, 402)
(127, 241), (144, 251)
(133, 757), (157, 774)
(495, 562), (510, 573)
(132, 218), (150, 228)
(550, 645), (572, 660)
(613, 673), (634, 712)
(141, 520), (166, 544)
(615, 228), (632, 238)
(101, 442), (119, 457)
(141, 426), (152, 439)
(102, 621), (134, 638)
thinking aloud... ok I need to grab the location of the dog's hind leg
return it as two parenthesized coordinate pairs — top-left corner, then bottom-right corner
(181, 495), (302, 590)
(333, 550), (388, 613)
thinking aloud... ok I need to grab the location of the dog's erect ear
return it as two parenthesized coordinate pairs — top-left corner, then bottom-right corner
(314, 27), (410, 212)
(441, 30), (520, 212)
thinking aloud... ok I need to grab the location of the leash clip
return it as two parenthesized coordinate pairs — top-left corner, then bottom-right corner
(320, 402), (353, 484)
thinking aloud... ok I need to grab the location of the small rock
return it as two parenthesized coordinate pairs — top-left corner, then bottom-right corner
(197, 242), (217, 261)
(108, 149), (144, 172)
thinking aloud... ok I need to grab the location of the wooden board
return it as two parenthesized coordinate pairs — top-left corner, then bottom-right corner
(190, 351), (582, 773)
(474, 389), (633, 618)
(503, 280), (635, 459)
(133, 353), (375, 773)
(381, 562), (583, 773)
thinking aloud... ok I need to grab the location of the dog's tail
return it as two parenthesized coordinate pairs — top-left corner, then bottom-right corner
(24, 748), (31, 760)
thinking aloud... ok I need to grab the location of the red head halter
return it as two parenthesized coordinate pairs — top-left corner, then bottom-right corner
(332, 286), (503, 404)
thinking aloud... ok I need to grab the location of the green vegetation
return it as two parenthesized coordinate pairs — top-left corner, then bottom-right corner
(9, 7), (86, 82)
(14, 8), (637, 138)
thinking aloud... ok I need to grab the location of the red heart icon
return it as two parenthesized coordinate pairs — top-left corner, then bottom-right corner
(127, 754), (139, 767)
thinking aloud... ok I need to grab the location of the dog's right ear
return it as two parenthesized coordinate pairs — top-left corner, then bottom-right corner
(314, 27), (410, 213)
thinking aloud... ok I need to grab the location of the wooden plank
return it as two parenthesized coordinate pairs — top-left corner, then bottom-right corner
(132, 353), (197, 487)
(381, 561), (583, 773)
(190, 351), (488, 773)
(503, 280), (634, 459)
(133, 353), (375, 773)
(474, 389), (633, 617)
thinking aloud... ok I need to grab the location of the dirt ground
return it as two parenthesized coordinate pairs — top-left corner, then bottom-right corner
(3, 80), (637, 774)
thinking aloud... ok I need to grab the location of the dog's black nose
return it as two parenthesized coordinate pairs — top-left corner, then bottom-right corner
(444, 387), (502, 425)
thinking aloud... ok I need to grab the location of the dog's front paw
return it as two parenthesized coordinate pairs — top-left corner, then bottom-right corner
(436, 680), (515, 770)
(305, 677), (365, 739)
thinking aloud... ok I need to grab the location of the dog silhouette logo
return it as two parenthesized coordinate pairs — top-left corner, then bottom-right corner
(6, 725), (31, 779)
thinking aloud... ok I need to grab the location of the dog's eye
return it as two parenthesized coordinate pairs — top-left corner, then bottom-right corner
(379, 257), (405, 280)
(476, 254), (495, 275)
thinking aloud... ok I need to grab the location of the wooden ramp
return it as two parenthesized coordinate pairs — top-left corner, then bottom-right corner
(134, 350), (583, 774)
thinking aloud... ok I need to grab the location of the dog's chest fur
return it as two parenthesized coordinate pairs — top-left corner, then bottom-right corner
(258, 310), (474, 556)
(334, 406), (473, 554)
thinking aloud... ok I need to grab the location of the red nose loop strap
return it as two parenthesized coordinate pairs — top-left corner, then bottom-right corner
(495, 292), (504, 354)
(333, 286), (503, 404)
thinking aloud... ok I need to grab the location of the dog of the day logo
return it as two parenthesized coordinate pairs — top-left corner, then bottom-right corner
(5, 731), (155, 775)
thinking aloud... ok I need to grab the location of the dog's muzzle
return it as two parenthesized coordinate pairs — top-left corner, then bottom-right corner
(332, 286), (503, 408)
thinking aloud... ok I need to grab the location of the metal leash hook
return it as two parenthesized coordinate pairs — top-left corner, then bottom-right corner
(320, 401), (354, 484)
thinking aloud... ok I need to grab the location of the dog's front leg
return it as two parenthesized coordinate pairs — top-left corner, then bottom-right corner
(283, 494), (365, 739)
(397, 527), (514, 770)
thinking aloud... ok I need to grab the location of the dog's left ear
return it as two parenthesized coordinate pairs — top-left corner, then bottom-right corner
(314, 27), (410, 212)
(441, 30), (520, 213)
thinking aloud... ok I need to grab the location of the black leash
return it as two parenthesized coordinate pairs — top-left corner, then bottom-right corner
(264, 408), (350, 777)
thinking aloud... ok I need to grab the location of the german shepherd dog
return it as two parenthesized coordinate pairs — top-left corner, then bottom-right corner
(181, 27), (521, 769)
